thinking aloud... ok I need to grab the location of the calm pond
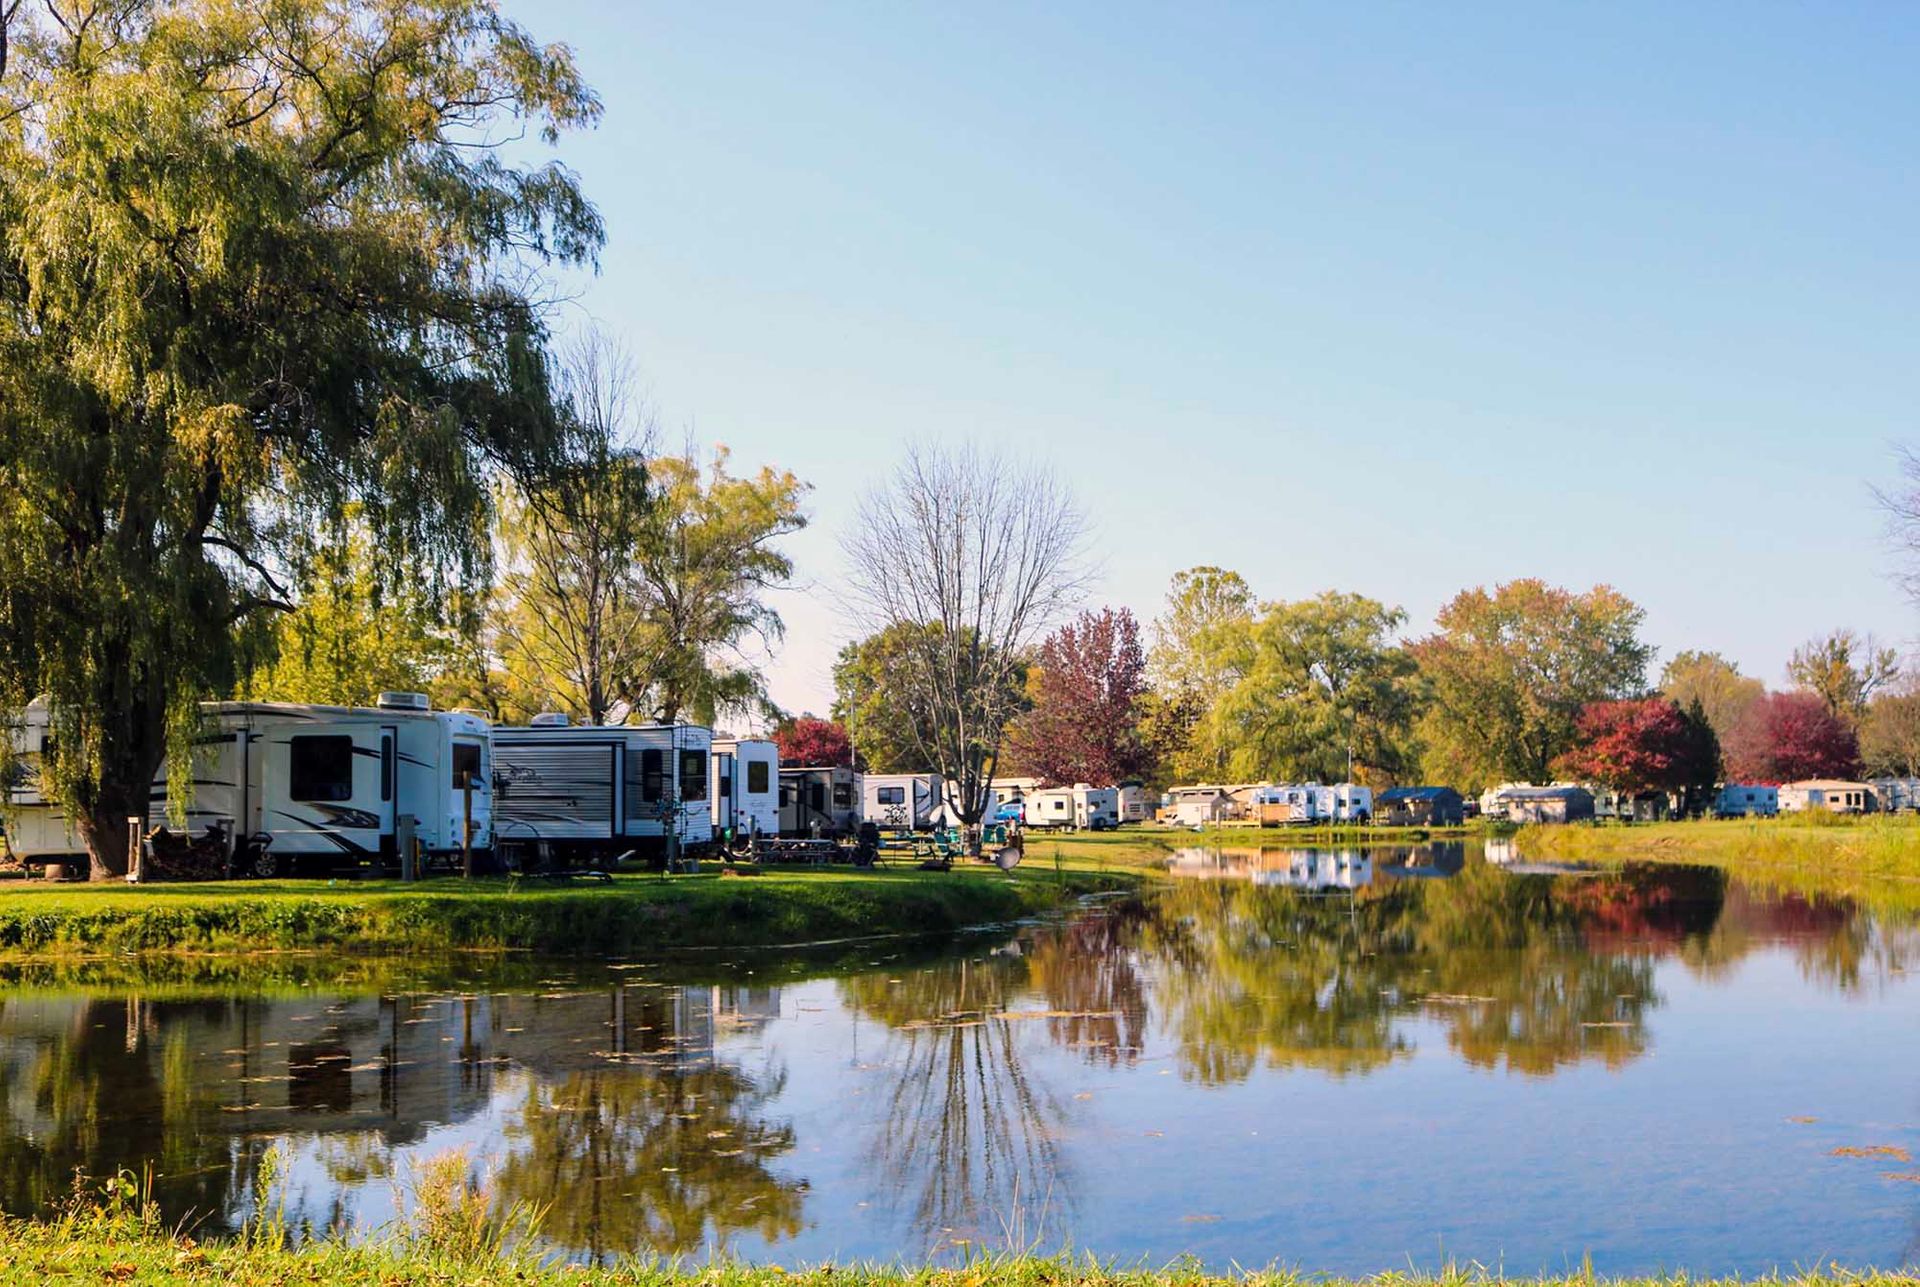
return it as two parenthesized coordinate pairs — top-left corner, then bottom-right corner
(1, 844), (1916, 1275)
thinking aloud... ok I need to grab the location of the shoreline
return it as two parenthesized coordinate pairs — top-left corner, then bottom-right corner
(0, 864), (1141, 962)
(0, 1209), (1904, 1287)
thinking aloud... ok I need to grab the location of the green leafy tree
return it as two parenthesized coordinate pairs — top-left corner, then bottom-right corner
(0, 0), (600, 876)
(832, 622), (946, 772)
(1658, 650), (1765, 746)
(1411, 580), (1652, 791)
(626, 449), (807, 724)
(1145, 566), (1254, 779)
(1192, 592), (1420, 784)
(241, 514), (454, 707)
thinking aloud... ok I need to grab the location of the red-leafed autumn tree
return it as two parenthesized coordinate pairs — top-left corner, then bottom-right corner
(1723, 691), (1861, 783)
(1553, 698), (1720, 800)
(1005, 607), (1151, 786)
(773, 717), (854, 768)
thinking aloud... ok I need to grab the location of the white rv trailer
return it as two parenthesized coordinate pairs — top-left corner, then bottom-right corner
(778, 766), (863, 837)
(1115, 783), (1153, 825)
(3, 694), (492, 874)
(712, 737), (781, 842)
(1311, 783), (1374, 823)
(492, 718), (714, 863)
(862, 772), (943, 830)
(1023, 784), (1120, 831)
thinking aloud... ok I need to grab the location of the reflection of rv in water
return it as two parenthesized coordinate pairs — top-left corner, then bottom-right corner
(779, 766), (863, 836)
(4, 694), (492, 875)
(492, 717), (714, 864)
(1162, 846), (1373, 890)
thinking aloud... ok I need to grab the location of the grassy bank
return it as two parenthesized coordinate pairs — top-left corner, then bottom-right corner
(1, 1201), (1905, 1287)
(1516, 815), (1920, 913)
(0, 863), (1134, 960)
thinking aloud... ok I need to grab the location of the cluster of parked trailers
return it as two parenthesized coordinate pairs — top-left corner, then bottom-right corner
(2, 696), (1157, 877)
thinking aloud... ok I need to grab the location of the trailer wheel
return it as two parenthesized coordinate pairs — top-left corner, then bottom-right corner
(245, 845), (284, 880)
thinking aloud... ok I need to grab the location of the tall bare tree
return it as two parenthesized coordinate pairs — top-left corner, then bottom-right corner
(1787, 628), (1899, 725)
(494, 329), (654, 724)
(843, 444), (1090, 846)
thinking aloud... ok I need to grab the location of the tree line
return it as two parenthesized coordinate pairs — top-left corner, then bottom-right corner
(815, 566), (1910, 804)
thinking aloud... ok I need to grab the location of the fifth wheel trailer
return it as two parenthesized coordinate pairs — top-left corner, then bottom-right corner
(778, 766), (863, 837)
(861, 772), (943, 830)
(492, 718), (714, 864)
(3, 694), (493, 875)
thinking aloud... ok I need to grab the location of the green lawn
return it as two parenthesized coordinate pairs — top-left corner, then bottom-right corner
(0, 859), (1136, 960)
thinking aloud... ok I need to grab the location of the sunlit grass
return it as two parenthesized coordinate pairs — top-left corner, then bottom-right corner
(0, 862), (1137, 960)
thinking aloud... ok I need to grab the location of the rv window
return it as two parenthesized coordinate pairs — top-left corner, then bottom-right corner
(289, 736), (354, 802)
(381, 738), (394, 802)
(452, 742), (483, 790)
(641, 749), (664, 803)
(748, 761), (770, 794)
(1052, 799), (1066, 811)
(878, 786), (905, 805)
(833, 783), (852, 807)
(680, 750), (708, 802)
(719, 769), (732, 799)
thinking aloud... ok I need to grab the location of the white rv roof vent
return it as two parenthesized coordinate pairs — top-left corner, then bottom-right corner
(376, 691), (431, 712)
(529, 711), (571, 727)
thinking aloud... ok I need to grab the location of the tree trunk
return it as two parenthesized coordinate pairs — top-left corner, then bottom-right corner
(74, 669), (170, 881)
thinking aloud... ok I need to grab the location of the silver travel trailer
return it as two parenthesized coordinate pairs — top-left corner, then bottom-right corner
(4, 694), (493, 875)
(712, 737), (781, 842)
(492, 717), (714, 863)
(1023, 784), (1120, 831)
(779, 765), (863, 837)
(861, 772), (943, 830)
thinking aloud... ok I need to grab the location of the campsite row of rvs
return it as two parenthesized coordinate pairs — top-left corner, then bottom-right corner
(0, 696), (1156, 877)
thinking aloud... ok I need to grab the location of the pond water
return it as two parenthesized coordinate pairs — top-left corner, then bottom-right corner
(1, 844), (1917, 1275)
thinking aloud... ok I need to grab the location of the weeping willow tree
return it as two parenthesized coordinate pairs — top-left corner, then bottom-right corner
(0, 0), (602, 877)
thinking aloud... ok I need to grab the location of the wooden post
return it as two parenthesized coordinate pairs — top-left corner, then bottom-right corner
(125, 817), (142, 884)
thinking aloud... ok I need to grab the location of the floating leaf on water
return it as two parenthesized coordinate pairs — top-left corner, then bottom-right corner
(1074, 1092), (1094, 1101)
(1787, 1116), (1818, 1124)
(1831, 1145), (1911, 1162)
(1144, 1130), (1165, 1138)
(1883, 1171), (1920, 1183)
(1181, 1214), (1222, 1224)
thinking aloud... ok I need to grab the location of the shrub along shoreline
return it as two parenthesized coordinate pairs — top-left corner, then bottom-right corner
(0, 865), (1136, 960)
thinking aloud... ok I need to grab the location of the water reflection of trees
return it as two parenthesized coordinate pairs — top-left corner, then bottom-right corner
(494, 1062), (803, 1261)
(840, 955), (1071, 1253)
(0, 998), (258, 1220)
(1132, 862), (1719, 1082)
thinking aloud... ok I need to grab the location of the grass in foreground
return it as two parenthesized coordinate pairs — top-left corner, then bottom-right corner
(2, 1174), (1908, 1287)
(0, 861), (1135, 960)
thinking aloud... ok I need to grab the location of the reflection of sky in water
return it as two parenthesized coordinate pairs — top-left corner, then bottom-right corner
(1, 852), (1917, 1276)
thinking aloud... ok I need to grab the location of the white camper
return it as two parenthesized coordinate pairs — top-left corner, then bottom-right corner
(1023, 784), (1120, 831)
(712, 738), (780, 842)
(4, 694), (492, 875)
(1312, 783), (1373, 823)
(779, 766), (863, 837)
(493, 718), (714, 863)
(1165, 785), (1234, 827)
(1115, 783), (1153, 825)
(862, 772), (943, 830)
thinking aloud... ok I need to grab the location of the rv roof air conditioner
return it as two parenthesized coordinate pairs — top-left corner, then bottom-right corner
(529, 712), (571, 727)
(376, 691), (431, 712)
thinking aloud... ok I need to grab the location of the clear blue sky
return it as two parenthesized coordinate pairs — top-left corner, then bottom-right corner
(506, 1), (1920, 719)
